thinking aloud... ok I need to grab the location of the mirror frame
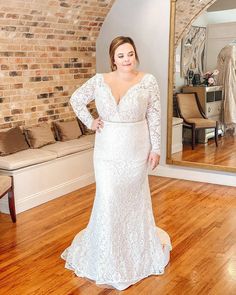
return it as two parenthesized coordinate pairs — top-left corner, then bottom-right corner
(166, 0), (236, 173)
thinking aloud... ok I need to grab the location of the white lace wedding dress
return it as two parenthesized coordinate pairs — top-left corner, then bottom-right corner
(61, 73), (172, 290)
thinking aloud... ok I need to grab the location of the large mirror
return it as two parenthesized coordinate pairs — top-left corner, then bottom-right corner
(167, 0), (236, 173)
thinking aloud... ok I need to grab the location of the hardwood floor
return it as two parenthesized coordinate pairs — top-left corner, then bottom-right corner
(1, 176), (236, 295)
(172, 133), (236, 167)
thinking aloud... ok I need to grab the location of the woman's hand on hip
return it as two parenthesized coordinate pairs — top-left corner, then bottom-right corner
(91, 117), (104, 132)
(148, 152), (160, 170)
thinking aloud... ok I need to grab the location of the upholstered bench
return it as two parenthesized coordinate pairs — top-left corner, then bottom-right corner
(0, 134), (95, 171)
(0, 134), (95, 215)
(0, 119), (95, 213)
(0, 175), (16, 222)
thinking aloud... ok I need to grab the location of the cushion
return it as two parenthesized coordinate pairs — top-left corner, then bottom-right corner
(41, 134), (95, 157)
(186, 118), (217, 128)
(0, 127), (29, 156)
(0, 149), (57, 170)
(0, 175), (11, 195)
(54, 119), (82, 141)
(24, 123), (56, 148)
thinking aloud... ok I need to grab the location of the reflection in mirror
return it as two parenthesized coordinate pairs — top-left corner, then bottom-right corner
(168, 0), (236, 172)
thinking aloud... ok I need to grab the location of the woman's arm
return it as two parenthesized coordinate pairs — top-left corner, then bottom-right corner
(146, 75), (161, 156)
(70, 74), (97, 129)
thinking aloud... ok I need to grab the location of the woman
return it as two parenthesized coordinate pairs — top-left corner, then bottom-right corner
(61, 36), (172, 290)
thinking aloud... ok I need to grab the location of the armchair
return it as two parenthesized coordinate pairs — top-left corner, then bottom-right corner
(176, 92), (218, 150)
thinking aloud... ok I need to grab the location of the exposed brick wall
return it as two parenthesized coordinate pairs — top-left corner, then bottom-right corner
(0, 0), (114, 130)
(0, 0), (217, 130)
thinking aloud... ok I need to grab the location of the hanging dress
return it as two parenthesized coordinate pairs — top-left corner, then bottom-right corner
(217, 44), (236, 128)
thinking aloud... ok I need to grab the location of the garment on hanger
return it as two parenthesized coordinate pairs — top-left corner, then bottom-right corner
(217, 43), (236, 128)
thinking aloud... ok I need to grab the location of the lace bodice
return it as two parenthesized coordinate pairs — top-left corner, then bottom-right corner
(70, 73), (161, 154)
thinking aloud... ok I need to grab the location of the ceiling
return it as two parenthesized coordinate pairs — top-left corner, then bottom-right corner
(207, 0), (236, 11)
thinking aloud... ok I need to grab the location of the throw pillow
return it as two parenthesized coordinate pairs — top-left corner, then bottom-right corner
(54, 119), (82, 141)
(0, 126), (29, 156)
(24, 123), (56, 148)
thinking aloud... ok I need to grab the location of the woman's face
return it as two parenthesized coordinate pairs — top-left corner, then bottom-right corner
(113, 43), (137, 72)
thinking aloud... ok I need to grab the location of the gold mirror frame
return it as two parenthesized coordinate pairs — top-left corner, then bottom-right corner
(166, 0), (236, 173)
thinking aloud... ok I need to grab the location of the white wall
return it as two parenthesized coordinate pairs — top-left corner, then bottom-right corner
(96, 0), (169, 86)
(206, 21), (236, 70)
(207, 9), (236, 24)
(96, 0), (236, 186)
(96, 0), (170, 164)
(206, 9), (236, 70)
(174, 43), (184, 92)
(193, 11), (208, 26)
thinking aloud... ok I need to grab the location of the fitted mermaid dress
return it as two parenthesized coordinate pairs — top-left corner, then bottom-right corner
(61, 73), (172, 290)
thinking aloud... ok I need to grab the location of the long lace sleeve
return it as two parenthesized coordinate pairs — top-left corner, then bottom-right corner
(146, 75), (161, 155)
(70, 74), (97, 129)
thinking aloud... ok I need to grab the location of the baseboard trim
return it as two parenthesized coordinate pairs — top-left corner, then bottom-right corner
(171, 143), (183, 154)
(0, 173), (95, 214)
(149, 164), (236, 187)
(2, 164), (235, 215)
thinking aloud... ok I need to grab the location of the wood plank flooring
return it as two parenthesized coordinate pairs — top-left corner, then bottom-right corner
(1, 176), (236, 294)
(171, 133), (236, 167)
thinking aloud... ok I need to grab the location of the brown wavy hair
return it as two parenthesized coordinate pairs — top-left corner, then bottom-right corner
(109, 36), (139, 71)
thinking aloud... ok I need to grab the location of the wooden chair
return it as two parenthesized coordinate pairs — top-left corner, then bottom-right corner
(176, 92), (218, 150)
(0, 175), (16, 222)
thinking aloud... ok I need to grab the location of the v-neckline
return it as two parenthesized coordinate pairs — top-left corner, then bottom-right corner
(101, 73), (148, 107)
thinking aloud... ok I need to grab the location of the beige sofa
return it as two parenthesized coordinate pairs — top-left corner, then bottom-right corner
(0, 134), (95, 171)
(0, 134), (95, 215)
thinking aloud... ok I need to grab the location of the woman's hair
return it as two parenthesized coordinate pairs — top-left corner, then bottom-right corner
(109, 36), (139, 71)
